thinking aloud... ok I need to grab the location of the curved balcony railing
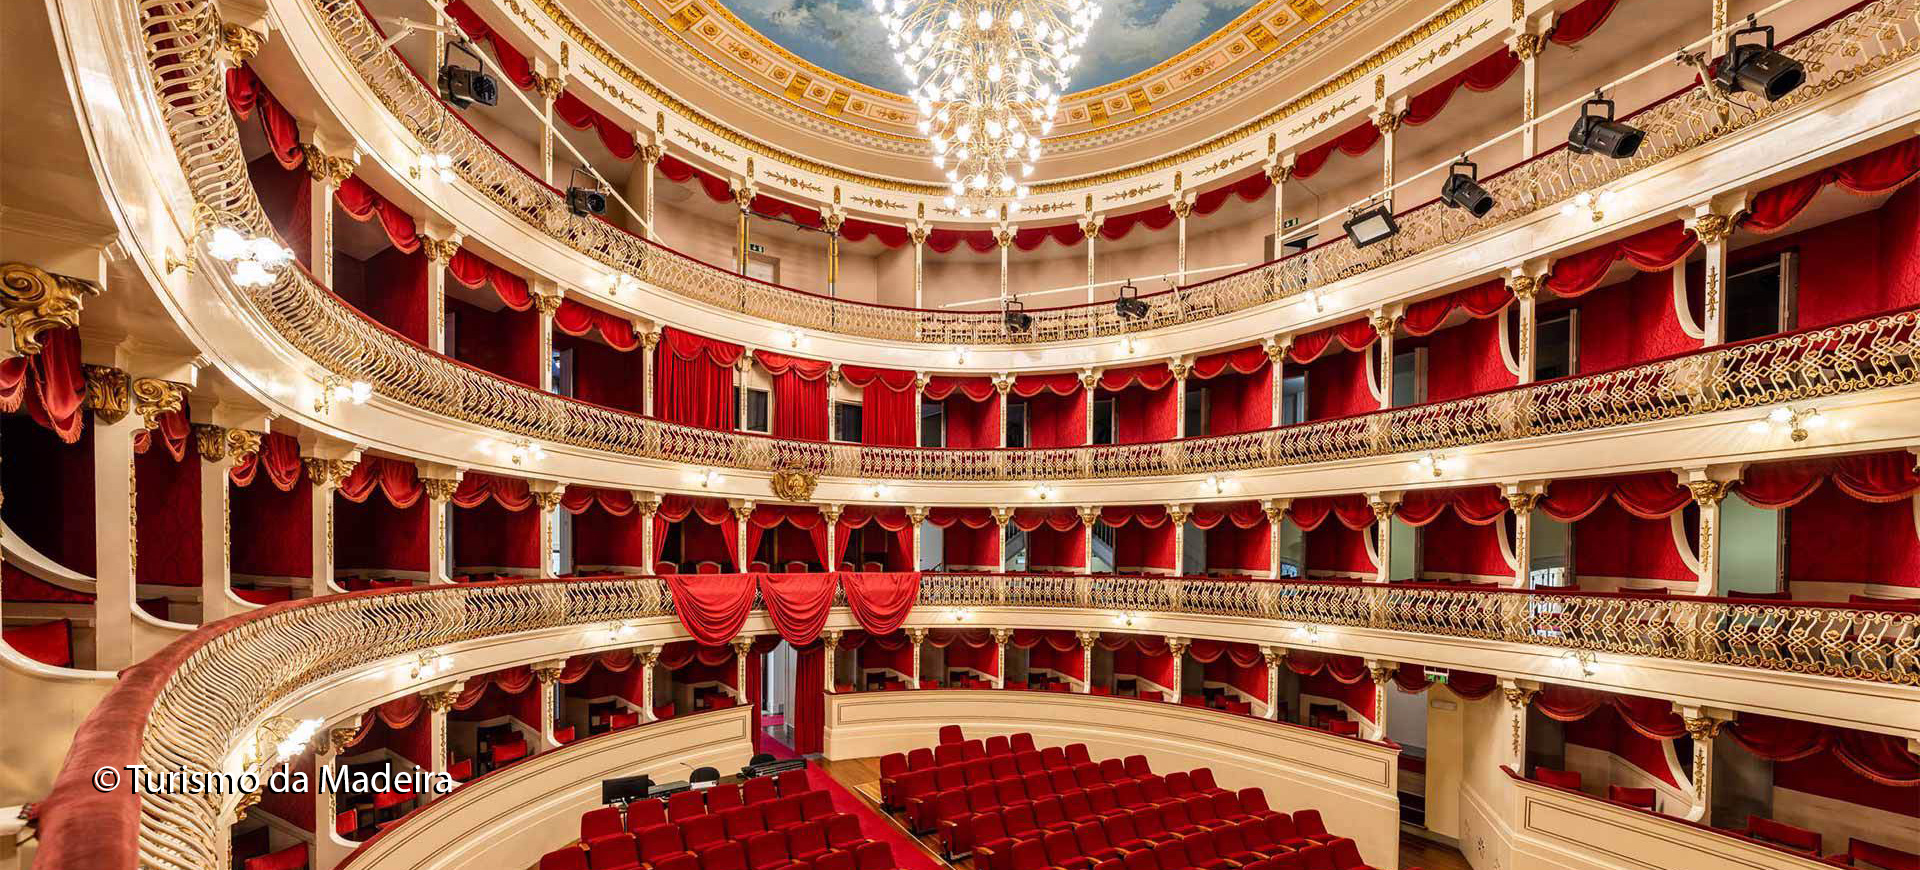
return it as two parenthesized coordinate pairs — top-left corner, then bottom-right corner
(34, 571), (1918, 870)
(312, 0), (1916, 344)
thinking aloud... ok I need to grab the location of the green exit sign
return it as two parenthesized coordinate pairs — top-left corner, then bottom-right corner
(1282, 217), (1300, 230)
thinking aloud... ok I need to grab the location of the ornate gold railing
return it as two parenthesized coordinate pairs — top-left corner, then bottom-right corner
(313, 0), (1917, 343)
(34, 572), (1917, 870)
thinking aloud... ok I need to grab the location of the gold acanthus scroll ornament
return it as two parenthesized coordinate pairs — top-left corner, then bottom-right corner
(769, 466), (818, 502)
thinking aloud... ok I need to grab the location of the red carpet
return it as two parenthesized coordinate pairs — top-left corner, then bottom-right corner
(761, 733), (800, 760)
(803, 763), (946, 870)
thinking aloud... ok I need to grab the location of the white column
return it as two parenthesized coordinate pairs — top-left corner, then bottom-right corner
(910, 227), (928, 310)
(1266, 340), (1288, 426)
(993, 508), (1012, 571)
(423, 683), (462, 789)
(641, 329), (659, 416)
(1365, 661), (1395, 740)
(1167, 505), (1189, 575)
(638, 497), (660, 571)
(1677, 706), (1735, 822)
(532, 483), (564, 579)
(737, 354), (753, 431)
(822, 505), (843, 570)
(90, 371), (143, 670)
(1503, 483), (1546, 588)
(194, 424), (238, 623)
(1372, 310), (1397, 410)
(1677, 466), (1741, 596)
(302, 138), (354, 289)
(1164, 637), (1188, 703)
(1375, 106), (1401, 211)
(995, 376), (1011, 447)
(1500, 679), (1540, 773)
(906, 507), (928, 571)
(1171, 361), (1190, 437)
(419, 468), (462, 584)
(1081, 217), (1101, 303)
(990, 628), (1011, 688)
(534, 662), (565, 750)
(535, 74), (562, 185)
(1261, 647), (1283, 720)
(1262, 500), (1289, 581)
(534, 286), (562, 393)
(419, 227), (460, 355)
(1686, 203), (1745, 347)
(1267, 162), (1292, 246)
(1081, 370), (1097, 445)
(639, 648), (661, 721)
(907, 627), (928, 688)
(733, 636), (752, 703)
(997, 227), (1012, 302)
(732, 183), (755, 274)
(823, 630), (841, 694)
(734, 502), (753, 571)
(1369, 493), (1398, 583)
(1075, 630), (1096, 694)
(826, 367), (841, 440)
(304, 456), (358, 598)
(824, 214), (844, 297)
(1511, 27), (1545, 154)
(1509, 271), (1539, 385)
(630, 145), (663, 239)
(1077, 505), (1100, 576)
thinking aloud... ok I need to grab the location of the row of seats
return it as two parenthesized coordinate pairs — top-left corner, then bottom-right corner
(992, 814), (1379, 870)
(947, 785), (1277, 857)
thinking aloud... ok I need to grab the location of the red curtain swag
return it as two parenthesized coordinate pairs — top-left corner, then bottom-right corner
(442, 0), (536, 90)
(335, 457), (425, 508)
(747, 505), (830, 568)
(229, 432), (303, 491)
(560, 486), (637, 515)
(841, 365), (917, 446)
(225, 66), (302, 170)
(1189, 501), (1267, 530)
(658, 640), (736, 669)
(1402, 279), (1513, 336)
(1529, 685), (1686, 741)
(1192, 346), (1269, 379)
(654, 328), (743, 430)
(839, 218), (911, 248)
(834, 507), (914, 571)
(1289, 495), (1377, 531)
(758, 352), (832, 442)
(554, 91), (638, 159)
(923, 375), (997, 402)
(449, 472), (534, 510)
(1388, 665), (1498, 700)
(843, 571), (920, 635)
(1746, 137), (1920, 233)
(1099, 363), (1174, 392)
(1292, 123), (1383, 181)
(1536, 472), (1690, 522)
(1736, 451), (1920, 509)
(666, 573), (756, 645)
(1728, 715), (1920, 786)
(1395, 486), (1508, 527)
(1287, 319), (1379, 364)
(447, 248), (532, 310)
(657, 154), (736, 204)
(926, 228), (1000, 254)
(554, 299), (640, 350)
(1544, 221), (1698, 297)
(748, 194), (825, 229)
(759, 572), (836, 644)
(794, 643), (826, 754)
(1404, 50), (1520, 127)
(334, 176), (421, 253)
(0, 327), (86, 443)
(1012, 507), (1082, 532)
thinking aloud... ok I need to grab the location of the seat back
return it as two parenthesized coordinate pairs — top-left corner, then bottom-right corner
(583, 807), (626, 842)
(940, 725), (966, 744)
(1848, 838), (1920, 870)
(1293, 809), (1327, 837)
(777, 768), (808, 797)
(1607, 785), (1656, 810)
(670, 791), (709, 821)
(1099, 759), (1129, 783)
(816, 851), (856, 870)
(800, 790), (833, 818)
(1532, 767), (1582, 790)
(1123, 755), (1152, 778)
(936, 743), (965, 766)
(683, 815), (727, 850)
(789, 821), (827, 855)
(708, 783), (743, 814)
(1010, 733), (1037, 753)
(1043, 830), (1081, 864)
(881, 752), (908, 777)
(1191, 768), (1220, 793)
(1009, 840), (1049, 870)
(1065, 744), (1092, 766)
(588, 837), (641, 870)
(701, 842), (747, 870)
(908, 748), (935, 769)
(1032, 795), (1066, 828)
(541, 847), (590, 870)
(1122, 849), (1159, 870)
(765, 796), (803, 828)
(1002, 803), (1040, 837)
(1060, 787), (1094, 820)
(1746, 815), (1822, 854)
(1073, 820), (1110, 854)
(854, 842), (893, 870)
(964, 739), (988, 761)
(638, 825), (686, 861)
(1164, 772), (1193, 795)
(1329, 839), (1366, 869)
(744, 777), (779, 806)
(1236, 788), (1271, 816)
(746, 832), (788, 868)
(1297, 843), (1335, 870)
(991, 756), (1020, 779)
(1152, 838), (1191, 870)
(827, 814), (866, 848)
(987, 735), (1013, 756)
(720, 806), (766, 839)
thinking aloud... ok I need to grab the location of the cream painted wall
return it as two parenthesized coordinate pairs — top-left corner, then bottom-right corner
(1459, 691), (1516, 870)
(1423, 690), (1465, 839)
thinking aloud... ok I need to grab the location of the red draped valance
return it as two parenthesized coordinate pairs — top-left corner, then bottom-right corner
(1404, 49), (1520, 127)
(336, 457), (424, 509)
(225, 66), (302, 170)
(560, 486), (636, 516)
(926, 228), (998, 254)
(927, 507), (995, 528)
(1544, 221), (1697, 298)
(1011, 373), (1083, 397)
(1012, 507), (1082, 532)
(1395, 486), (1508, 527)
(1746, 138), (1920, 233)
(1537, 472), (1689, 522)
(756, 351), (832, 380)
(1190, 501), (1267, 530)
(1736, 451), (1920, 509)
(1186, 640), (1262, 667)
(442, 0), (536, 89)
(554, 91), (637, 159)
(1193, 345), (1270, 379)
(1099, 363), (1172, 392)
(448, 248), (532, 310)
(229, 433), (303, 491)
(1287, 319), (1379, 364)
(840, 218), (910, 248)
(0, 327), (86, 443)
(923, 375), (996, 402)
(1099, 504), (1170, 528)
(1290, 495), (1376, 531)
(335, 176), (421, 253)
(657, 154), (735, 204)
(554, 299), (640, 350)
(450, 472), (534, 511)
(1401, 278), (1513, 336)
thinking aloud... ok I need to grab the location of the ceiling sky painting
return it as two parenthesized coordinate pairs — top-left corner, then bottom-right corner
(718, 0), (1264, 93)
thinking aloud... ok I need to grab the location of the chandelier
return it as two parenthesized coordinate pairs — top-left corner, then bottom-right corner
(878, 0), (1100, 215)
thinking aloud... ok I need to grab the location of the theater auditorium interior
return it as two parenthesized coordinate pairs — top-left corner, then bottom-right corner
(0, 0), (1916, 866)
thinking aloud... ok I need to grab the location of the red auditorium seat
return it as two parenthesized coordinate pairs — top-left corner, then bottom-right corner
(653, 562), (679, 575)
(788, 820), (836, 863)
(628, 798), (668, 832)
(1326, 720), (1360, 737)
(1262, 813), (1312, 851)
(555, 726), (577, 745)
(696, 562), (723, 574)
(799, 789), (846, 825)
(1329, 838), (1379, 869)
(684, 815), (728, 852)
(1151, 837), (1193, 870)
(1008, 838), (1052, 870)
(746, 831), (795, 870)
(907, 747), (935, 769)
(588, 835), (645, 870)
(1744, 815), (1822, 856)
(1235, 789), (1278, 820)
(964, 738), (988, 760)
(670, 790), (710, 822)
(1294, 843), (1336, 870)
(853, 842), (894, 870)
(878, 753), (909, 808)
(862, 561), (884, 573)
(785, 561), (809, 572)
(639, 825), (693, 866)
(1606, 785), (1656, 810)
(1121, 849), (1158, 870)
(1183, 828), (1242, 870)
(939, 725), (965, 744)
(700, 841), (750, 870)
(745, 775), (780, 806)
(583, 806), (626, 844)
(813, 852), (855, 870)
(1211, 820), (1262, 864)
(608, 712), (640, 730)
(777, 769), (808, 797)
(1291, 810), (1340, 845)
(1186, 794), (1236, 830)
(1531, 768), (1582, 790)
(764, 796), (807, 832)
(1032, 795), (1077, 833)
(722, 806), (767, 839)
(1060, 789), (1097, 822)
(1000, 804), (1044, 845)
(991, 755), (1020, 780)
(750, 561), (772, 572)
(988, 735), (1013, 756)
(1085, 784), (1127, 819)
(1011, 733), (1037, 753)
(1164, 771), (1194, 796)
(1071, 820), (1127, 863)
(970, 812), (1019, 870)
(1825, 838), (1920, 869)
(708, 783), (743, 813)
(825, 815), (872, 851)
(1044, 829), (1098, 870)
(448, 758), (472, 783)
(1122, 756), (1153, 779)
(542, 847), (591, 870)
(936, 743), (965, 766)
(1190, 768), (1231, 798)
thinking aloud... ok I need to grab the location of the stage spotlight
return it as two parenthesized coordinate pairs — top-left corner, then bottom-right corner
(1003, 298), (1033, 333)
(1440, 157), (1494, 218)
(1567, 93), (1643, 159)
(438, 41), (498, 108)
(1715, 19), (1804, 102)
(566, 169), (607, 216)
(1114, 279), (1149, 320)
(1342, 202), (1399, 248)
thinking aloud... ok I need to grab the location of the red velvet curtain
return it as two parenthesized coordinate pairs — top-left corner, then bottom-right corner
(554, 91), (638, 159)
(0, 327), (86, 442)
(758, 352), (831, 441)
(835, 508), (915, 571)
(843, 570), (920, 634)
(666, 572), (755, 643)
(247, 156), (312, 268)
(448, 248), (532, 311)
(1404, 49), (1520, 127)
(334, 176), (420, 253)
(560, 332), (645, 414)
(926, 376), (999, 448)
(1191, 347), (1274, 435)
(657, 154), (736, 204)
(1306, 348), (1374, 422)
(1014, 374), (1087, 448)
(1191, 502), (1269, 573)
(1545, 222), (1698, 298)
(793, 643), (826, 754)
(361, 248), (431, 344)
(442, 0), (535, 88)
(657, 495), (738, 569)
(449, 297), (541, 387)
(565, 487), (648, 567)
(747, 505), (828, 568)
(1014, 508), (1085, 570)
(554, 300), (639, 350)
(1569, 265), (1695, 374)
(226, 66), (302, 169)
(1744, 133), (1920, 233)
(655, 328), (742, 430)
(841, 366), (917, 446)
(1100, 505), (1176, 572)
(759, 572), (836, 644)
(928, 508), (998, 568)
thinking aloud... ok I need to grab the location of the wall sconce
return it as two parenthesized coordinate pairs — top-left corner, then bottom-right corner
(868, 482), (891, 499)
(1559, 190), (1618, 223)
(508, 440), (545, 465)
(1561, 649), (1596, 677)
(313, 376), (373, 413)
(1409, 451), (1455, 478)
(207, 226), (294, 287)
(1113, 612), (1142, 628)
(272, 718), (326, 763)
(609, 621), (640, 640)
(780, 327), (805, 349)
(409, 650), (452, 679)
(1118, 336), (1139, 357)
(1291, 624), (1321, 641)
(953, 347), (971, 365)
(949, 609), (973, 623)
(604, 272), (640, 295)
(1746, 406), (1823, 441)
(1202, 475), (1228, 495)
(1305, 289), (1326, 313)
(1029, 483), (1056, 501)
(697, 469), (724, 489)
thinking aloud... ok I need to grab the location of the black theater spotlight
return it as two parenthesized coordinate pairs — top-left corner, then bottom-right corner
(1342, 200), (1399, 248)
(1003, 297), (1033, 333)
(566, 168), (608, 217)
(1715, 18), (1805, 102)
(1440, 156), (1495, 218)
(1114, 279), (1149, 320)
(1567, 92), (1643, 159)
(438, 41), (499, 109)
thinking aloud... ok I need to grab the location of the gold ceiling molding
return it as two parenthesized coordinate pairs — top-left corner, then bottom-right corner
(531, 0), (1487, 199)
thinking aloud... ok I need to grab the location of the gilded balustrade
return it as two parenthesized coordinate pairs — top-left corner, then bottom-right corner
(310, 0), (1918, 344)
